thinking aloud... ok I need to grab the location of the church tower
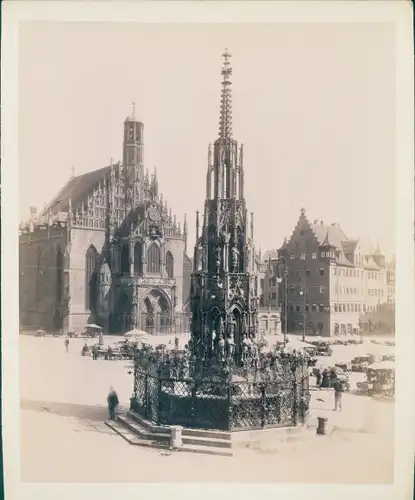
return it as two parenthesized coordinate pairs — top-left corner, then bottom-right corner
(191, 50), (258, 366)
(123, 102), (144, 212)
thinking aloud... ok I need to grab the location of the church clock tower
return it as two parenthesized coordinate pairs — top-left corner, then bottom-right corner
(191, 50), (258, 366)
(123, 102), (144, 213)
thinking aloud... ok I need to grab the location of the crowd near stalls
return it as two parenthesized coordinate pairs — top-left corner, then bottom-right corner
(80, 329), (149, 361)
(356, 361), (395, 396)
(306, 335), (396, 397)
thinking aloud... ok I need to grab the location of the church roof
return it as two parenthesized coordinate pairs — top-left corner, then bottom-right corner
(42, 165), (111, 215)
(124, 102), (142, 124)
(310, 222), (348, 249)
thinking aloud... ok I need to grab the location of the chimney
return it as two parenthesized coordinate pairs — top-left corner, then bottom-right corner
(320, 220), (324, 225)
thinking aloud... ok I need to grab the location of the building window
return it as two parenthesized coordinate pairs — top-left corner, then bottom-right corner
(300, 253), (306, 260)
(320, 286), (325, 294)
(312, 253), (317, 259)
(334, 303), (338, 312)
(306, 269), (310, 276)
(134, 242), (143, 274)
(290, 305), (294, 311)
(312, 304), (317, 312)
(290, 254), (295, 260)
(147, 243), (161, 273)
(120, 244), (130, 275)
(305, 304), (309, 311)
(296, 304), (301, 312)
(85, 245), (98, 311)
(320, 252), (325, 258)
(272, 292), (277, 300)
(320, 268), (324, 276)
(319, 304), (324, 312)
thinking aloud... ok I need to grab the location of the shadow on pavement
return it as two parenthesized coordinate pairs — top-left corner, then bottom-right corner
(20, 399), (110, 422)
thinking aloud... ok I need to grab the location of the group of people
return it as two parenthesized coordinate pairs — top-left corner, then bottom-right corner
(315, 367), (344, 411)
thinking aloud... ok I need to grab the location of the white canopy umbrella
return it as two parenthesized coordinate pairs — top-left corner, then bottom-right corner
(124, 329), (148, 340)
(85, 324), (103, 330)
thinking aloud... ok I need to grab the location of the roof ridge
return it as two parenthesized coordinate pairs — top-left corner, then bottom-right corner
(40, 174), (75, 217)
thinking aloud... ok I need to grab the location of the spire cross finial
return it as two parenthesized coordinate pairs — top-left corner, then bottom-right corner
(221, 48), (232, 82)
(218, 48), (233, 140)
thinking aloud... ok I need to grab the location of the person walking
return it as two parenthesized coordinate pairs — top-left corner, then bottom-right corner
(64, 338), (69, 353)
(316, 368), (322, 388)
(333, 378), (343, 411)
(107, 387), (119, 420)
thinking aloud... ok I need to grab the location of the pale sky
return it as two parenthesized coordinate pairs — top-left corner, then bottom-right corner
(18, 22), (396, 256)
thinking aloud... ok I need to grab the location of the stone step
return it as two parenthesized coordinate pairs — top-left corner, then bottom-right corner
(182, 427), (232, 441)
(127, 411), (169, 434)
(182, 435), (232, 449)
(117, 415), (170, 443)
(106, 419), (233, 457)
(105, 420), (154, 447)
(127, 411), (232, 441)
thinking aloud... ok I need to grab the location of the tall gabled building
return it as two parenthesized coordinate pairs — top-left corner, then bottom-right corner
(19, 105), (192, 333)
(278, 208), (395, 336)
(190, 50), (258, 362)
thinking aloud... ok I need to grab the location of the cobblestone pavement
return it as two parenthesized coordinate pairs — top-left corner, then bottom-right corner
(20, 335), (394, 483)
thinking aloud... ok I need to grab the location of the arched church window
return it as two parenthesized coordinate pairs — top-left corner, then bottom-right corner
(147, 243), (161, 273)
(166, 251), (174, 279)
(134, 242), (143, 274)
(56, 245), (63, 304)
(121, 244), (130, 275)
(85, 245), (98, 311)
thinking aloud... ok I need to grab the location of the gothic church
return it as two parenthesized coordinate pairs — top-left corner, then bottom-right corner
(19, 106), (192, 334)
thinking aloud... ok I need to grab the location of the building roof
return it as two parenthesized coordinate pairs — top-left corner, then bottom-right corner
(363, 255), (381, 270)
(42, 165), (111, 215)
(310, 222), (348, 249)
(262, 249), (279, 262)
(342, 240), (358, 254)
(124, 102), (142, 124)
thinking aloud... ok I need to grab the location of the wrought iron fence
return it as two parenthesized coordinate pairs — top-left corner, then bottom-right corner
(131, 367), (309, 431)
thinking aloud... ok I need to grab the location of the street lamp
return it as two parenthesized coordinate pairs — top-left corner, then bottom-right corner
(276, 256), (288, 344)
(298, 281), (307, 342)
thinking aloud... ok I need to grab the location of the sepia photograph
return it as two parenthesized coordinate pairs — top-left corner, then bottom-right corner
(2, 1), (414, 499)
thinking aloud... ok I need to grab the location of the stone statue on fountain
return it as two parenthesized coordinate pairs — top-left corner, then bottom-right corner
(231, 245), (239, 272)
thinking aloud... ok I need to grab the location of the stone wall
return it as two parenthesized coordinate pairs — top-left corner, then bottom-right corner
(67, 227), (106, 332)
(19, 226), (68, 331)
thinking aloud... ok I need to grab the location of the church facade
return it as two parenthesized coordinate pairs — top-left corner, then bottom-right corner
(19, 107), (192, 334)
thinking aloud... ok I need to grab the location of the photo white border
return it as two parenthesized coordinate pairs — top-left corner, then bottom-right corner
(2, 1), (414, 500)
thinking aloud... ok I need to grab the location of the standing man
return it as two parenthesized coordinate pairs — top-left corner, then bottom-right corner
(107, 386), (119, 420)
(64, 338), (69, 353)
(333, 378), (343, 411)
